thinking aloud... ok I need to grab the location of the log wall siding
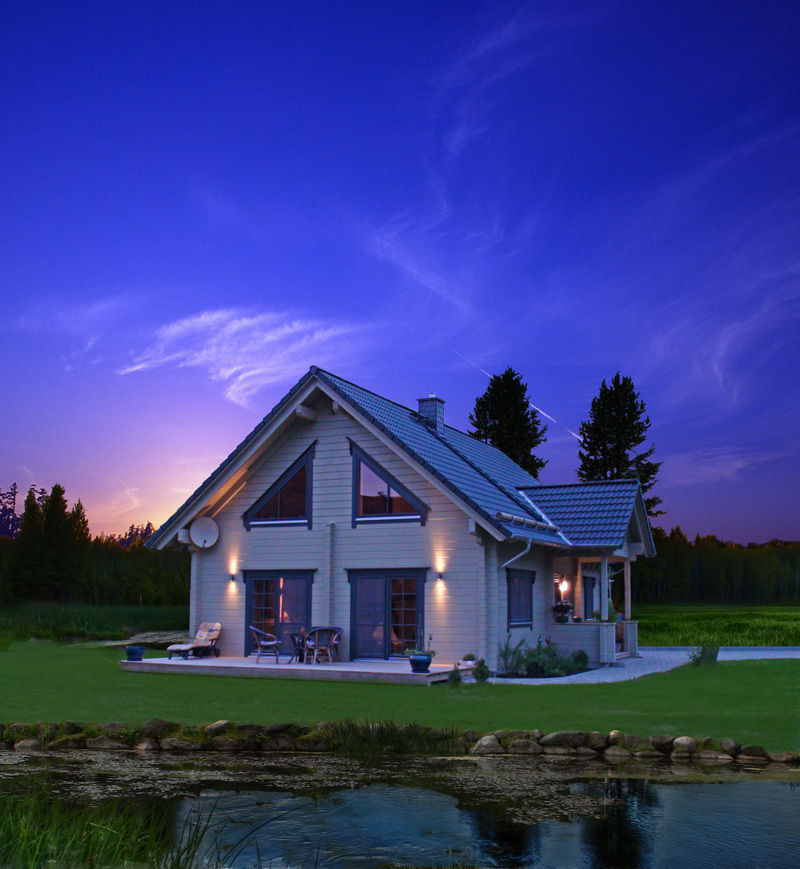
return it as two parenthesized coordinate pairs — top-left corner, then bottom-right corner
(191, 406), (485, 662)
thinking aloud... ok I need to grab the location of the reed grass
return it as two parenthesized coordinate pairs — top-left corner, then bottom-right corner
(323, 719), (467, 756)
(0, 602), (188, 643)
(0, 783), (210, 868)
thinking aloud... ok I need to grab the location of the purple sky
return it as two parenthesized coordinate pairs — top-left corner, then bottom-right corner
(2, 2), (798, 542)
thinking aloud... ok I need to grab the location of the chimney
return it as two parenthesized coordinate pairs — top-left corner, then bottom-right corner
(418, 393), (445, 434)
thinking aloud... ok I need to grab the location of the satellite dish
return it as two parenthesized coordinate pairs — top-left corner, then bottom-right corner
(189, 517), (219, 549)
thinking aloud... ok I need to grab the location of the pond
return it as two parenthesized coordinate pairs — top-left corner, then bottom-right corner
(2, 752), (799, 868)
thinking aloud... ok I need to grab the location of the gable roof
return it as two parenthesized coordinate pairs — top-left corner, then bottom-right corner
(148, 366), (654, 554)
(520, 479), (655, 552)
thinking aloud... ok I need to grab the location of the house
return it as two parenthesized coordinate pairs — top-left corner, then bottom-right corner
(147, 366), (655, 670)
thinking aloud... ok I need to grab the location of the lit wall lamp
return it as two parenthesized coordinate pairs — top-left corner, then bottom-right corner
(229, 574), (236, 583)
(436, 572), (443, 581)
(558, 579), (569, 596)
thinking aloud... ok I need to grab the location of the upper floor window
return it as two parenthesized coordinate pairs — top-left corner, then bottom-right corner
(243, 443), (315, 530)
(349, 441), (428, 527)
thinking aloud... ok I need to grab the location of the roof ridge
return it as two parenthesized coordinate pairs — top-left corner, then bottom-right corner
(521, 478), (642, 490)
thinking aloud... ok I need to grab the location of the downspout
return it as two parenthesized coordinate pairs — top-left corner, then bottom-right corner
(500, 538), (532, 570)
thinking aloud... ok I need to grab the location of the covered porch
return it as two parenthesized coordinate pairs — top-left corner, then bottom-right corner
(552, 554), (638, 666)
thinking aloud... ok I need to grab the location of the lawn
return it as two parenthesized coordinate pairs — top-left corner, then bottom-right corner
(0, 602), (188, 643)
(2, 644), (799, 750)
(635, 604), (800, 646)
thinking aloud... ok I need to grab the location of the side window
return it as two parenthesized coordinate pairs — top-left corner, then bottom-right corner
(507, 569), (535, 628)
(243, 444), (315, 529)
(349, 441), (428, 527)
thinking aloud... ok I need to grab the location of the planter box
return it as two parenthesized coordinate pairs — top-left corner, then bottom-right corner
(125, 646), (145, 662)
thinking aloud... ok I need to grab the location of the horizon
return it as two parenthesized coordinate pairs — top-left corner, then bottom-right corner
(3, 2), (798, 543)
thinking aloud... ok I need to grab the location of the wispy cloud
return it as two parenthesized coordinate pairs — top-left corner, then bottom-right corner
(662, 447), (793, 486)
(118, 307), (370, 406)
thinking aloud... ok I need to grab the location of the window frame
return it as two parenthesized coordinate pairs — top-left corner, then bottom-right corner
(506, 568), (535, 629)
(348, 440), (429, 528)
(242, 442), (316, 530)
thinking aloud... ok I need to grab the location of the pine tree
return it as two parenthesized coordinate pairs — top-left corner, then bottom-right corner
(469, 367), (548, 477)
(11, 487), (45, 598)
(577, 372), (662, 516)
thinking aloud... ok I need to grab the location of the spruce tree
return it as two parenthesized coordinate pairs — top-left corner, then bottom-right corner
(11, 487), (45, 598)
(469, 367), (548, 478)
(577, 372), (662, 516)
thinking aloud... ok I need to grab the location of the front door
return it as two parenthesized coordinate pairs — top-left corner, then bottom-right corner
(245, 570), (313, 654)
(349, 569), (425, 659)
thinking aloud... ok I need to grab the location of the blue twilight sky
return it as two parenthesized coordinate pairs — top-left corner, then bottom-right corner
(2, 1), (799, 541)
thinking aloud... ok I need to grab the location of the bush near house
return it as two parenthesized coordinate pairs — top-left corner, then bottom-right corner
(497, 636), (589, 678)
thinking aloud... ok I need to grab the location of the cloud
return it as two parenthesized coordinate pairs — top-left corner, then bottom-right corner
(662, 447), (792, 486)
(118, 307), (369, 406)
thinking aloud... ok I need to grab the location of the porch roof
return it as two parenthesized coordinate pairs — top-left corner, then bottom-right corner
(520, 479), (650, 549)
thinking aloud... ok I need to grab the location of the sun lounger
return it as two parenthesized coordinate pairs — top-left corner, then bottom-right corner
(167, 622), (222, 659)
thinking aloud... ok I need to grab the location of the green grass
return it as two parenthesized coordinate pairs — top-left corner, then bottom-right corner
(0, 602), (188, 642)
(2, 644), (799, 750)
(635, 604), (800, 646)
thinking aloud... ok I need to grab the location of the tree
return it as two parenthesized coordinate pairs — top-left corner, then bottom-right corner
(577, 372), (662, 516)
(469, 367), (548, 477)
(11, 487), (45, 597)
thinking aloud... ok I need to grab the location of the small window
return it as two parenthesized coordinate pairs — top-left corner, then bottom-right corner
(507, 569), (534, 628)
(243, 444), (315, 529)
(350, 441), (428, 527)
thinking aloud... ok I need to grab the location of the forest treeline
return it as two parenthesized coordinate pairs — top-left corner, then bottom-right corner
(0, 483), (188, 606)
(631, 526), (800, 604)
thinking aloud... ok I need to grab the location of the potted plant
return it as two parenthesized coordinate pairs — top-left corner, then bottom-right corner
(125, 645), (145, 662)
(407, 635), (437, 673)
(551, 601), (573, 624)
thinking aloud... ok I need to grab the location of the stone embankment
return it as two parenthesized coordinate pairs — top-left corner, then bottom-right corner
(1, 720), (797, 765)
(469, 729), (798, 765)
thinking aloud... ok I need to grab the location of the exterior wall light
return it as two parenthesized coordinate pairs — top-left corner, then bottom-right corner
(229, 574), (236, 583)
(558, 579), (569, 596)
(436, 572), (443, 581)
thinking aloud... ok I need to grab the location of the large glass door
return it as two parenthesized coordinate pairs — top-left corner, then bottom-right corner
(349, 569), (424, 659)
(246, 571), (312, 654)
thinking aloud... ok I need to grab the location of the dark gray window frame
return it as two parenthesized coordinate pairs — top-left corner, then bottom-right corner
(347, 568), (427, 660)
(242, 442), (316, 530)
(507, 568), (535, 629)
(348, 439), (429, 528)
(243, 569), (315, 656)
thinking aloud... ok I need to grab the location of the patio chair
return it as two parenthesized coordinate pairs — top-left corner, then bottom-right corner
(249, 625), (280, 663)
(167, 622), (222, 660)
(304, 627), (342, 665)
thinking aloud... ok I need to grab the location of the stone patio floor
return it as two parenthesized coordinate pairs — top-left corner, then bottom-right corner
(491, 646), (800, 686)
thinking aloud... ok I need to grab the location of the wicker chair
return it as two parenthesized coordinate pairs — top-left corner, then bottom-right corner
(249, 625), (280, 663)
(304, 627), (342, 664)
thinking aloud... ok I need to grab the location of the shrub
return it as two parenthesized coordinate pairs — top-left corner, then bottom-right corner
(473, 657), (490, 683)
(689, 645), (720, 666)
(497, 635), (527, 675)
(447, 665), (462, 687)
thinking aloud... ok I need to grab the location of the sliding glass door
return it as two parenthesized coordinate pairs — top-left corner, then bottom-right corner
(245, 570), (312, 654)
(349, 569), (424, 659)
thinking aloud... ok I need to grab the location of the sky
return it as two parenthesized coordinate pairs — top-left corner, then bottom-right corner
(2, 1), (799, 542)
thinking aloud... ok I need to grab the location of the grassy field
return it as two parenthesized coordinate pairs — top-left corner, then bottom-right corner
(0, 602), (188, 643)
(2, 643), (799, 749)
(635, 604), (800, 646)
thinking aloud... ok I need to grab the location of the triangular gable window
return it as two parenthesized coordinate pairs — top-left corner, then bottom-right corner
(350, 441), (428, 527)
(243, 444), (315, 529)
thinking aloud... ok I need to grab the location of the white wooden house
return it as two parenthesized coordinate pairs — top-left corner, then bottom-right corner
(148, 367), (655, 669)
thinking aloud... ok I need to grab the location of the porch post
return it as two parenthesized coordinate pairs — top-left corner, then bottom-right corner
(600, 554), (609, 621)
(624, 559), (632, 621)
(576, 559), (583, 619)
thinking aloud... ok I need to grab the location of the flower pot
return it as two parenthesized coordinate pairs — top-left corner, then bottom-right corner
(125, 645), (145, 662)
(554, 614), (570, 624)
(409, 653), (432, 674)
